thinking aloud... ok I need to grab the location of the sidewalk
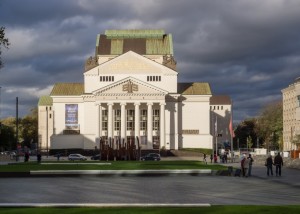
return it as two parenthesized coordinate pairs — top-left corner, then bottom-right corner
(219, 161), (300, 187)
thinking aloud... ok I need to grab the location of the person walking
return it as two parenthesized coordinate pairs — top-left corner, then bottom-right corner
(210, 154), (213, 163)
(241, 155), (246, 177)
(243, 155), (250, 177)
(274, 152), (283, 176)
(214, 153), (218, 163)
(203, 153), (207, 164)
(265, 154), (274, 176)
(247, 154), (254, 176)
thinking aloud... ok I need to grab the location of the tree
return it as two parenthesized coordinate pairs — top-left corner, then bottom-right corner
(234, 118), (258, 149)
(256, 101), (283, 151)
(20, 107), (38, 149)
(247, 136), (253, 149)
(0, 117), (16, 151)
(0, 26), (10, 68)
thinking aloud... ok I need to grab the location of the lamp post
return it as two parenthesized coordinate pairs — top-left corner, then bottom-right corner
(16, 97), (19, 161)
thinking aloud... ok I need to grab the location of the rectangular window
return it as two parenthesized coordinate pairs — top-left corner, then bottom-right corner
(114, 110), (121, 131)
(298, 95), (300, 107)
(159, 76), (161, 81)
(147, 76), (149, 81)
(153, 109), (160, 131)
(100, 76), (102, 81)
(126, 109), (135, 131)
(102, 110), (108, 131)
(140, 109), (147, 131)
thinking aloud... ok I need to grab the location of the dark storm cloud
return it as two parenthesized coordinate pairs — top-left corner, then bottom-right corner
(1, 0), (300, 122)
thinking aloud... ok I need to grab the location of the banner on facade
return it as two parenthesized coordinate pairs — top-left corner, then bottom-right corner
(65, 104), (79, 130)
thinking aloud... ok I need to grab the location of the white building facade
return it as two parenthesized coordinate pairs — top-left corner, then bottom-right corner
(38, 30), (215, 152)
(282, 77), (300, 151)
(210, 95), (233, 153)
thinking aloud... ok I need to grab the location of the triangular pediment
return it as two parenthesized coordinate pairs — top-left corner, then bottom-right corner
(91, 51), (177, 75)
(93, 76), (168, 96)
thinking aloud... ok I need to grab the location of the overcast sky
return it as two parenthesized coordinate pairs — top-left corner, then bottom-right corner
(1, 0), (300, 123)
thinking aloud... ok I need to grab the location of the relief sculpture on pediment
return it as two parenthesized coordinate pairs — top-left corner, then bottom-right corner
(163, 55), (177, 71)
(122, 80), (138, 93)
(85, 56), (98, 71)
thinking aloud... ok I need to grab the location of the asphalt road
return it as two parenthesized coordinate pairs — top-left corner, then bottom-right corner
(0, 172), (300, 205)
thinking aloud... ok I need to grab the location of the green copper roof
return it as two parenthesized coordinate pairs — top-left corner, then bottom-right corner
(105, 29), (165, 39)
(178, 83), (212, 95)
(38, 96), (53, 106)
(50, 83), (84, 96)
(96, 29), (174, 55)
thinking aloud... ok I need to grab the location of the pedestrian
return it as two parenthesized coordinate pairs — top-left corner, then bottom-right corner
(24, 152), (29, 162)
(214, 153), (218, 163)
(247, 154), (254, 176)
(57, 153), (60, 161)
(241, 155), (246, 177)
(243, 155), (250, 177)
(224, 152), (228, 163)
(265, 154), (274, 176)
(37, 153), (41, 163)
(210, 154), (213, 163)
(203, 153), (207, 164)
(274, 152), (283, 176)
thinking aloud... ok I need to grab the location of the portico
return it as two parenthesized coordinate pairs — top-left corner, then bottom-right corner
(94, 100), (167, 150)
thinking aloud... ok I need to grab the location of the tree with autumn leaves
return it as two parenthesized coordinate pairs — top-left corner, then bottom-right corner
(0, 108), (38, 151)
(0, 26), (10, 69)
(234, 101), (283, 151)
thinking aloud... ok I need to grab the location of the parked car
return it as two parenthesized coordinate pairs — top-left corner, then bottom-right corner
(68, 154), (87, 161)
(91, 154), (101, 160)
(141, 153), (161, 161)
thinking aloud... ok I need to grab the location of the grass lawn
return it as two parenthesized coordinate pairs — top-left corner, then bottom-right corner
(1, 206), (300, 214)
(0, 160), (227, 172)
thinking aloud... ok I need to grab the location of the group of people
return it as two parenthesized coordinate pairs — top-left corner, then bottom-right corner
(240, 154), (254, 177)
(240, 152), (284, 177)
(265, 152), (284, 176)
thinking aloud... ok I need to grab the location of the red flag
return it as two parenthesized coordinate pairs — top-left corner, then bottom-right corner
(229, 117), (235, 138)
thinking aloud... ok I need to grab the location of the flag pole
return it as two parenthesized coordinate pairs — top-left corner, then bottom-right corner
(230, 99), (234, 162)
(215, 115), (218, 161)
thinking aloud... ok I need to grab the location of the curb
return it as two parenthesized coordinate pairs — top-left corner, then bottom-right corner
(0, 169), (213, 177)
(30, 169), (213, 176)
(0, 203), (211, 207)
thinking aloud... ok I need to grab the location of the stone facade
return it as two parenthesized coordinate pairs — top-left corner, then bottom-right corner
(282, 77), (300, 151)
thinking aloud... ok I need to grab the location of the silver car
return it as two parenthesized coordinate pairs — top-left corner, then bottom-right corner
(68, 154), (87, 161)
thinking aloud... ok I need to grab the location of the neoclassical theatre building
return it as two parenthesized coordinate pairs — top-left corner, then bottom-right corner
(38, 29), (231, 152)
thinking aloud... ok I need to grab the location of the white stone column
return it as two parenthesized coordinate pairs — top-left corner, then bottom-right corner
(107, 103), (114, 140)
(147, 102), (153, 148)
(174, 101), (178, 149)
(95, 103), (100, 139)
(160, 103), (166, 149)
(134, 102), (140, 142)
(99, 104), (102, 138)
(120, 102), (126, 142)
(95, 103), (101, 148)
